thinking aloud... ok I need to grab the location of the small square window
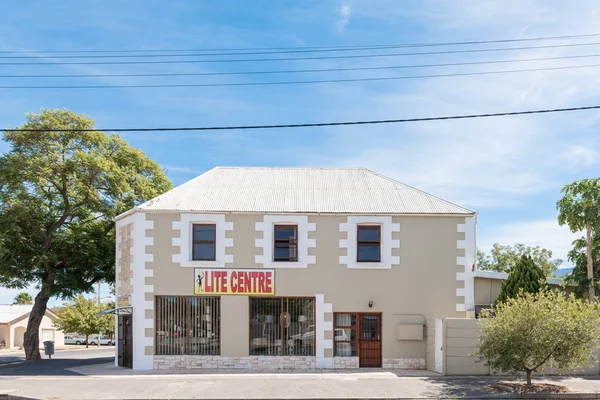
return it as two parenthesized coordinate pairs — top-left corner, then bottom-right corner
(192, 224), (216, 261)
(274, 225), (298, 262)
(357, 226), (381, 262)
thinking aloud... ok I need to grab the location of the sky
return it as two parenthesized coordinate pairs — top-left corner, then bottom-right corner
(1, 0), (599, 305)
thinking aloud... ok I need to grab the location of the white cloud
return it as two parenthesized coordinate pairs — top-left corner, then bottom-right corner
(313, 0), (600, 207)
(336, 3), (352, 32)
(478, 219), (581, 266)
(162, 165), (203, 175)
(561, 145), (599, 168)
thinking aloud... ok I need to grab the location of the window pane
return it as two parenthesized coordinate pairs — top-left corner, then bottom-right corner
(274, 243), (297, 260)
(284, 298), (315, 356)
(274, 226), (297, 240)
(156, 296), (220, 356)
(360, 315), (380, 339)
(358, 226), (380, 241)
(189, 297), (220, 355)
(250, 297), (315, 357)
(156, 296), (187, 355)
(357, 244), (380, 262)
(335, 328), (356, 341)
(193, 243), (215, 260)
(249, 298), (282, 356)
(194, 225), (215, 241)
(335, 313), (357, 327)
(335, 342), (357, 357)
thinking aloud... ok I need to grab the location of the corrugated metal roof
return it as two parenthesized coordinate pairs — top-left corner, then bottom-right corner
(129, 167), (474, 216)
(0, 304), (33, 324)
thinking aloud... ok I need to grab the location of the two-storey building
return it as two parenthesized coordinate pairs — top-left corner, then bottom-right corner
(114, 167), (476, 370)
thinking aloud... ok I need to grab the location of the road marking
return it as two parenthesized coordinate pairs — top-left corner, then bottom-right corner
(0, 360), (26, 367)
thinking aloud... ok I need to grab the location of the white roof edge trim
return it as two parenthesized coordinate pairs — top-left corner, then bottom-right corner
(473, 270), (576, 286)
(115, 208), (474, 221)
(114, 208), (142, 222)
(473, 270), (509, 280)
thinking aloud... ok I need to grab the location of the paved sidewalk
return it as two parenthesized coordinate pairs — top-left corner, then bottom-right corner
(3, 364), (600, 399)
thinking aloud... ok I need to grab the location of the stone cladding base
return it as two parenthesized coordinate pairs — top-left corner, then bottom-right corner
(154, 355), (426, 370)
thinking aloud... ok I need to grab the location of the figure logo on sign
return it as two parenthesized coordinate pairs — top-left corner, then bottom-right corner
(196, 272), (205, 292)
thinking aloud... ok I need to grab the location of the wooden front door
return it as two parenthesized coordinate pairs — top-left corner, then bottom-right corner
(118, 315), (133, 368)
(359, 314), (382, 367)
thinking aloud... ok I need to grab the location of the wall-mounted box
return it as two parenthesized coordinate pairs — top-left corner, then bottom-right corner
(397, 324), (424, 340)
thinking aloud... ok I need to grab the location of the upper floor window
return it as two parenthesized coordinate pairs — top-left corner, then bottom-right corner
(192, 224), (216, 261)
(357, 225), (381, 262)
(273, 225), (298, 262)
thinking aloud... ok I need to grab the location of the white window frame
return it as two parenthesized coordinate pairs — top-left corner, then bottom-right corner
(339, 216), (400, 269)
(172, 213), (233, 267)
(256, 215), (316, 269)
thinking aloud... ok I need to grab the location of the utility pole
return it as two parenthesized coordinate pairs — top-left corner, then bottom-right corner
(97, 282), (101, 348)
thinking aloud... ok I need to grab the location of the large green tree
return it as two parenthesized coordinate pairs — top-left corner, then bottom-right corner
(13, 292), (33, 305)
(477, 243), (562, 276)
(476, 290), (600, 385)
(0, 109), (171, 360)
(53, 295), (113, 348)
(494, 255), (545, 306)
(557, 178), (600, 302)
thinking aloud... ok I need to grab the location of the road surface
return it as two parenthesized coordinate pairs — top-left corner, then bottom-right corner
(0, 347), (114, 376)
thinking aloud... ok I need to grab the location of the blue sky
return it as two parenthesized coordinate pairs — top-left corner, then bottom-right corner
(1, 0), (599, 305)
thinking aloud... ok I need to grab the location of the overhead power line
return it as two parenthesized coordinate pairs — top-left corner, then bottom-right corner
(2, 32), (600, 54)
(1, 53), (600, 79)
(4, 105), (600, 132)
(2, 63), (599, 89)
(4, 36), (600, 59)
(0, 45), (453, 59)
(3, 41), (600, 66)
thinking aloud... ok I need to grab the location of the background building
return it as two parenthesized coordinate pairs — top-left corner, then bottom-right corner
(115, 167), (477, 370)
(0, 304), (64, 349)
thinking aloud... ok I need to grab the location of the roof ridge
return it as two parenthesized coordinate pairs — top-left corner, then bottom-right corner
(363, 168), (475, 215)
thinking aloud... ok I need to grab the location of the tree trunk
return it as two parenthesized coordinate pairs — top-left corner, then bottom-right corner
(85, 335), (89, 349)
(23, 288), (50, 360)
(587, 222), (595, 303)
(526, 369), (533, 386)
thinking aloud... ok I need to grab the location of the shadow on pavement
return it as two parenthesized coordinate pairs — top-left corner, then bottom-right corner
(420, 375), (600, 399)
(420, 376), (509, 399)
(0, 356), (24, 364)
(0, 357), (114, 376)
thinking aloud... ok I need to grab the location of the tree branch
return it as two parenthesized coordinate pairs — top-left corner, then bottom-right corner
(89, 275), (105, 286)
(531, 353), (553, 372)
(103, 220), (115, 236)
(44, 178), (72, 248)
(52, 261), (67, 270)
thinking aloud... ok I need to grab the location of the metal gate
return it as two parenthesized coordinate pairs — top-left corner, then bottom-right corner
(359, 314), (382, 368)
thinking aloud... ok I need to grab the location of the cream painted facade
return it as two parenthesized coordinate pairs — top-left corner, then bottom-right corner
(115, 211), (477, 370)
(0, 308), (64, 349)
